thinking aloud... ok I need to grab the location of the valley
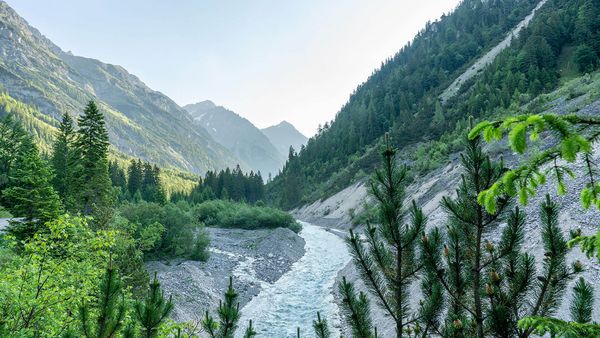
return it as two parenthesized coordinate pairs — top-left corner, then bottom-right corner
(2, 0), (600, 336)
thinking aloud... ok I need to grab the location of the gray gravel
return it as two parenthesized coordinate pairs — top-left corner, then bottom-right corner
(146, 226), (305, 323)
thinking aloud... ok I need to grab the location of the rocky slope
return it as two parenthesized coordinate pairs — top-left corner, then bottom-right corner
(0, 1), (241, 174)
(295, 93), (600, 335)
(439, 0), (549, 102)
(147, 226), (305, 323)
(184, 100), (284, 177)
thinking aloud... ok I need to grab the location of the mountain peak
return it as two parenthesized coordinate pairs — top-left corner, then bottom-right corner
(261, 121), (308, 156)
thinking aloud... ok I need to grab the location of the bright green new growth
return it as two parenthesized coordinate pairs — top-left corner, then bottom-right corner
(518, 277), (598, 337)
(471, 112), (600, 260)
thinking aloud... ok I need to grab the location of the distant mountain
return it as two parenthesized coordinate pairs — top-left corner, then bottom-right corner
(184, 100), (285, 177)
(261, 121), (308, 158)
(0, 1), (243, 174)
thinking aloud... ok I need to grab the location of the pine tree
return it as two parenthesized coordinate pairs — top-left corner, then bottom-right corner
(518, 277), (598, 337)
(108, 161), (127, 192)
(134, 273), (173, 338)
(341, 136), (438, 338)
(202, 277), (255, 338)
(423, 140), (581, 338)
(339, 277), (375, 338)
(3, 137), (61, 239)
(51, 113), (75, 206)
(425, 136), (512, 338)
(313, 312), (331, 338)
(73, 101), (113, 225)
(79, 263), (127, 338)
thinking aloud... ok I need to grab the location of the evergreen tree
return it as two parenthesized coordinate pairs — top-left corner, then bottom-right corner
(341, 136), (439, 338)
(202, 277), (255, 338)
(339, 277), (375, 338)
(424, 136), (513, 338)
(518, 277), (598, 337)
(108, 161), (127, 201)
(78, 263), (127, 338)
(0, 115), (30, 197)
(134, 273), (173, 338)
(127, 159), (143, 198)
(73, 101), (113, 225)
(3, 137), (61, 239)
(313, 312), (330, 338)
(51, 113), (76, 205)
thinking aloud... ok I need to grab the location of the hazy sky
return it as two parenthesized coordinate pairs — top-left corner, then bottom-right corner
(7, 0), (461, 136)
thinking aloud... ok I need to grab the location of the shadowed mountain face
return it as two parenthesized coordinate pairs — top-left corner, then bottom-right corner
(185, 100), (286, 177)
(261, 121), (308, 158)
(0, 1), (242, 174)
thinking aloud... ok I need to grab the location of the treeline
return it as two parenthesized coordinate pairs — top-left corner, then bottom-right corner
(268, 0), (600, 209)
(109, 159), (166, 203)
(172, 165), (265, 204)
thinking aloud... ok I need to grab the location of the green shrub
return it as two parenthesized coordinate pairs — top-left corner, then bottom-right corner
(193, 200), (300, 233)
(118, 201), (210, 261)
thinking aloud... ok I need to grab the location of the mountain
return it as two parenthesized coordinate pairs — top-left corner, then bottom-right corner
(0, 1), (242, 174)
(184, 100), (285, 177)
(261, 121), (308, 158)
(268, 0), (600, 208)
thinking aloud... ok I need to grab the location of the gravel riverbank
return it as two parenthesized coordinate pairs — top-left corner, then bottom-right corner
(146, 226), (305, 323)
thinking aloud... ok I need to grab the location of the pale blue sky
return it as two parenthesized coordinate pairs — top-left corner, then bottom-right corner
(6, 0), (461, 136)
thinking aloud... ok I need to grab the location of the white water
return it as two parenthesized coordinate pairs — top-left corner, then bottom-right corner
(237, 221), (351, 337)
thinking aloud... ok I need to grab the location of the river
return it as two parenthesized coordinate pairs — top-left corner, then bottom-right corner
(237, 221), (351, 337)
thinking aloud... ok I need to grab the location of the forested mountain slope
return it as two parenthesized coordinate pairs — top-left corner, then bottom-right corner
(184, 100), (283, 177)
(0, 1), (241, 174)
(269, 0), (600, 208)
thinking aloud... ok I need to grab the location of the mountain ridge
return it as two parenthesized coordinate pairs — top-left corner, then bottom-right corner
(0, 0), (244, 175)
(261, 121), (308, 158)
(184, 100), (285, 177)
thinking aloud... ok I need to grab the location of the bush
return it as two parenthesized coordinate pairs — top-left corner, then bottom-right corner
(193, 200), (301, 233)
(118, 201), (210, 261)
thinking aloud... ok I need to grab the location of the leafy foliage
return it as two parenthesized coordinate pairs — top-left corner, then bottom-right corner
(194, 199), (300, 232)
(118, 200), (210, 260)
(0, 215), (115, 337)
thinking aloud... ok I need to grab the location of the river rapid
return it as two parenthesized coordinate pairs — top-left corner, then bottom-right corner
(237, 221), (351, 337)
